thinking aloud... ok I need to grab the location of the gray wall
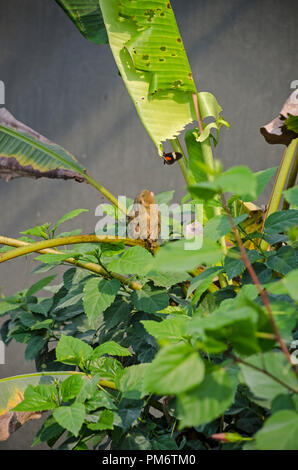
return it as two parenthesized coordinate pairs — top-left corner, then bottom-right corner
(0, 0), (297, 449)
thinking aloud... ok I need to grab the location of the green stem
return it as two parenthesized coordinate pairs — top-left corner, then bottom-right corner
(170, 138), (189, 184)
(282, 147), (298, 210)
(0, 236), (143, 290)
(84, 174), (128, 215)
(264, 138), (298, 221)
(261, 138), (298, 250)
(0, 235), (145, 263)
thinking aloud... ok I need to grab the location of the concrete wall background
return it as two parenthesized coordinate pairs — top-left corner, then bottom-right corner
(0, 0), (297, 449)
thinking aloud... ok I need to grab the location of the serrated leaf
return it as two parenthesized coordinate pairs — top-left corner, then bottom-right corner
(264, 210), (298, 233)
(283, 186), (298, 207)
(255, 410), (298, 450)
(132, 287), (169, 314)
(177, 368), (234, 428)
(13, 384), (58, 412)
(143, 343), (205, 395)
(83, 278), (120, 322)
(239, 352), (298, 403)
(60, 375), (85, 402)
(56, 335), (93, 368)
(141, 317), (189, 344)
(107, 246), (153, 276)
(91, 341), (132, 358)
(53, 403), (86, 437)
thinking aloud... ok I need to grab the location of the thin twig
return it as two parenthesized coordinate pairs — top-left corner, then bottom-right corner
(229, 353), (298, 394)
(221, 195), (298, 378)
(0, 235), (142, 290)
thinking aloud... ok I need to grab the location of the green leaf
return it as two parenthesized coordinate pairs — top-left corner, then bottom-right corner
(34, 253), (76, 264)
(185, 128), (206, 184)
(143, 343), (205, 395)
(32, 415), (65, 448)
(91, 341), (132, 358)
(0, 372), (77, 414)
(283, 186), (298, 207)
(224, 248), (262, 280)
(99, 0), (197, 148)
(60, 375), (85, 402)
(189, 166), (257, 200)
(239, 352), (298, 403)
(155, 190), (175, 206)
(187, 266), (223, 301)
(13, 384), (58, 412)
(255, 410), (298, 450)
(55, 0), (108, 44)
(0, 300), (21, 316)
(177, 368), (234, 428)
(26, 275), (56, 298)
(266, 246), (297, 275)
(53, 403), (86, 437)
(107, 246), (153, 276)
(52, 209), (88, 233)
(132, 287), (169, 314)
(87, 409), (114, 431)
(83, 278), (120, 322)
(188, 306), (260, 355)
(147, 270), (191, 287)
(25, 335), (48, 361)
(21, 225), (49, 239)
(30, 319), (53, 331)
(56, 335), (93, 368)
(115, 363), (149, 400)
(151, 238), (222, 273)
(0, 108), (86, 183)
(264, 210), (298, 233)
(204, 214), (247, 242)
(284, 114), (298, 133)
(141, 317), (189, 345)
(244, 167), (278, 202)
(216, 166), (257, 198)
(85, 390), (117, 412)
(283, 269), (298, 302)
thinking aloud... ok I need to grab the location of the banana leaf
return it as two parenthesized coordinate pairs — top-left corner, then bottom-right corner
(55, 0), (108, 44)
(99, 0), (197, 149)
(0, 108), (86, 182)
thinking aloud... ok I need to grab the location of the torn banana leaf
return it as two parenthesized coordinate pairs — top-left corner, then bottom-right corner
(99, 0), (197, 149)
(55, 0), (108, 44)
(0, 108), (86, 182)
(260, 89), (298, 145)
(0, 372), (76, 441)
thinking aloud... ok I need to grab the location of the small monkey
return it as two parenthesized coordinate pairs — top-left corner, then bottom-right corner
(127, 190), (160, 245)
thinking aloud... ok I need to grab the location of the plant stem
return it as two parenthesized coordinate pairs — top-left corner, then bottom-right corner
(282, 147), (298, 210)
(263, 138), (298, 227)
(0, 236), (142, 290)
(84, 173), (128, 215)
(0, 234), (145, 263)
(222, 195), (298, 378)
(170, 137), (189, 184)
(230, 354), (298, 394)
